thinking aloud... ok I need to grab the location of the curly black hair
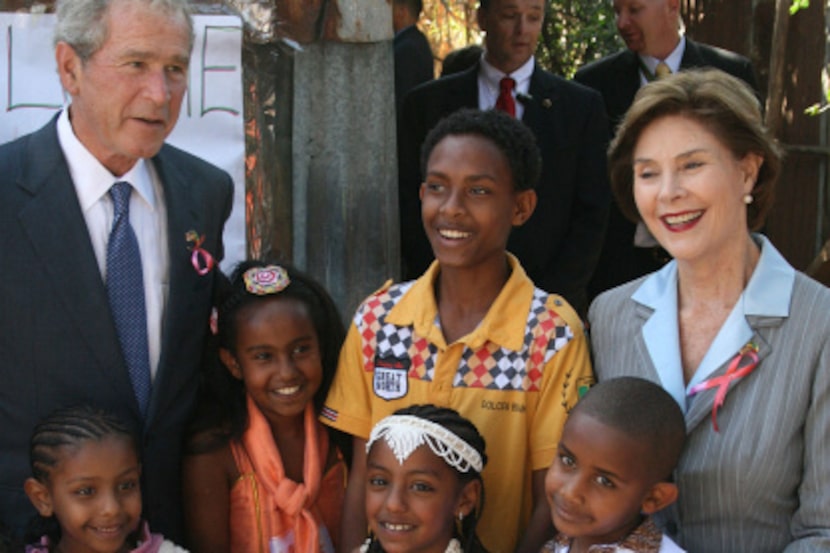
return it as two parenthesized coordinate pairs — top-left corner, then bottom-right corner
(420, 108), (542, 192)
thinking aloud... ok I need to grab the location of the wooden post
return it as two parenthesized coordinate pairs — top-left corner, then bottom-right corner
(765, 0), (791, 135)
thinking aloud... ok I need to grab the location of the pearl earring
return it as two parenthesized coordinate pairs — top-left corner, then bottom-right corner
(458, 512), (464, 522)
(743, 194), (753, 205)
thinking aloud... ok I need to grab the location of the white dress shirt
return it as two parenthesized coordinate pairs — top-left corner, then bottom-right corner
(478, 54), (535, 120)
(57, 108), (169, 379)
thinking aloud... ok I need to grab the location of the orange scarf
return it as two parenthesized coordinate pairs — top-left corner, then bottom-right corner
(230, 395), (330, 553)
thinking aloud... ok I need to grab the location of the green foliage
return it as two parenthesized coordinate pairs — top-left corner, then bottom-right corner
(422, 0), (621, 78)
(792, 0), (823, 116)
(804, 85), (830, 116)
(536, 0), (622, 78)
(790, 0), (809, 15)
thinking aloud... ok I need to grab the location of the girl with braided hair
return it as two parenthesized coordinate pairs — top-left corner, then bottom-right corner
(22, 404), (186, 553)
(360, 404), (489, 553)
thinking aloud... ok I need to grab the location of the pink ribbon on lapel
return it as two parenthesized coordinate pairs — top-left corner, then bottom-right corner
(688, 341), (759, 432)
(185, 230), (215, 275)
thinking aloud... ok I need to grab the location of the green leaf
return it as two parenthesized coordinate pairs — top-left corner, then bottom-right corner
(790, 0), (810, 15)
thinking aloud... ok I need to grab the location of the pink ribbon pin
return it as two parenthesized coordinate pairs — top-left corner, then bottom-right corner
(688, 341), (759, 432)
(186, 231), (215, 276)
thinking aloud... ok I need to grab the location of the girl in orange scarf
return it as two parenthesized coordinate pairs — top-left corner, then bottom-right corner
(183, 262), (350, 553)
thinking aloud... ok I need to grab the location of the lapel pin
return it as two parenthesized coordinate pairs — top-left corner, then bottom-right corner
(541, 98), (553, 109)
(186, 230), (215, 276)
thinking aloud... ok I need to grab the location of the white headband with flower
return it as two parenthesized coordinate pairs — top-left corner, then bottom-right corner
(366, 414), (483, 473)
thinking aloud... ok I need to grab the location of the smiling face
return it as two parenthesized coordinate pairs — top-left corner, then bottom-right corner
(366, 441), (477, 553)
(477, 0), (544, 74)
(613, 0), (679, 58)
(222, 296), (323, 425)
(55, 0), (191, 176)
(29, 436), (142, 553)
(632, 114), (761, 268)
(544, 412), (666, 549)
(419, 133), (535, 275)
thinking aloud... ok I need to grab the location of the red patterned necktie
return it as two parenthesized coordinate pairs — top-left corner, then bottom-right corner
(495, 76), (516, 117)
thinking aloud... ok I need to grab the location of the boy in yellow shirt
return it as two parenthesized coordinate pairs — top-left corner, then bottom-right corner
(323, 109), (594, 553)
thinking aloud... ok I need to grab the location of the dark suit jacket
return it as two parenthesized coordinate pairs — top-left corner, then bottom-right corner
(0, 115), (233, 542)
(574, 40), (758, 299)
(394, 25), (434, 112)
(398, 63), (610, 315)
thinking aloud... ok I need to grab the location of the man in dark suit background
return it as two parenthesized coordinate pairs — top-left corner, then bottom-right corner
(0, 0), (232, 543)
(393, 0), (434, 112)
(398, 0), (610, 317)
(575, 0), (758, 299)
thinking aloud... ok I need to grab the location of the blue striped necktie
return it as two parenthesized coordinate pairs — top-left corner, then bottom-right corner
(107, 181), (151, 417)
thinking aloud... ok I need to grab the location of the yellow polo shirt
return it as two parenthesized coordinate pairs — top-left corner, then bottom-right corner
(323, 255), (593, 553)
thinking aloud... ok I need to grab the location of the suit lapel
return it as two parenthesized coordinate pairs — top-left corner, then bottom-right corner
(632, 269), (688, 407)
(685, 323), (773, 431)
(447, 66), (480, 111)
(680, 39), (704, 69)
(147, 147), (203, 422)
(16, 118), (140, 414)
(523, 67), (561, 145)
(608, 51), (640, 127)
(631, 302), (665, 382)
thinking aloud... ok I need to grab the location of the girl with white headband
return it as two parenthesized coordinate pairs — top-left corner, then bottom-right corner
(360, 404), (489, 553)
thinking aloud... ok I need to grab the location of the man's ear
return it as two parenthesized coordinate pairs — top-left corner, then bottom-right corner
(455, 479), (482, 520)
(55, 41), (82, 96)
(641, 481), (678, 515)
(219, 348), (243, 380)
(476, 6), (488, 34)
(24, 478), (54, 517)
(512, 189), (538, 227)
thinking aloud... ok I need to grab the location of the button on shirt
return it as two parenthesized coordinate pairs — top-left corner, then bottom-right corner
(478, 54), (535, 120)
(57, 108), (169, 378)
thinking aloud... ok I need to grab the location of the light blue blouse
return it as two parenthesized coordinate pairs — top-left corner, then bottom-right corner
(630, 234), (795, 412)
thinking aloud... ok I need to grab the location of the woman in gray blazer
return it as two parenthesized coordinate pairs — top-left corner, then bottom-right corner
(589, 69), (830, 553)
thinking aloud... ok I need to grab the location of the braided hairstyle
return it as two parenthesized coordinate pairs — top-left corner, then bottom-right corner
(364, 404), (489, 553)
(186, 260), (350, 462)
(25, 405), (140, 547)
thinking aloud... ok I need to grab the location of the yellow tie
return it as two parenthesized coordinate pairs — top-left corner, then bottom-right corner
(655, 62), (672, 79)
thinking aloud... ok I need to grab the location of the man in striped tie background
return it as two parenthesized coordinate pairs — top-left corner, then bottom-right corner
(575, 0), (758, 301)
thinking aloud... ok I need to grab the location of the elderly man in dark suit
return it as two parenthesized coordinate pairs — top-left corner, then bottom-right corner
(393, 0), (434, 112)
(0, 0), (232, 543)
(575, 0), (758, 300)
(398, 0), (610, 318)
